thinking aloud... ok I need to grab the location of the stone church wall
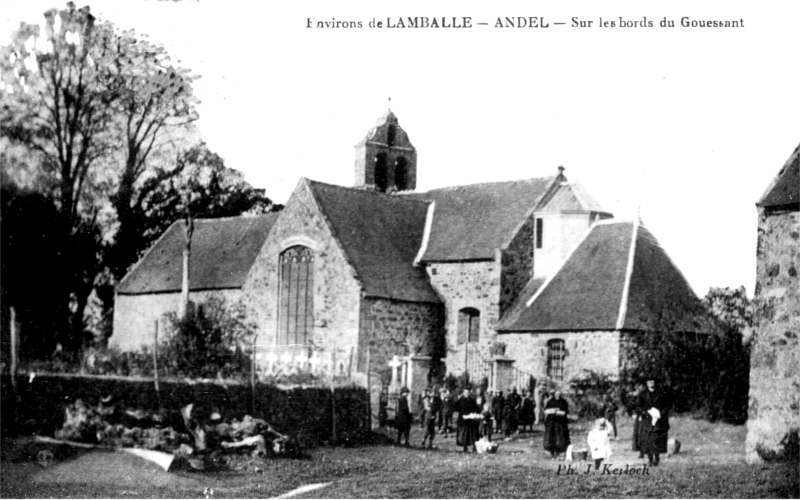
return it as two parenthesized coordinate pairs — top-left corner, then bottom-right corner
(426, 260), (502, 379)
(500, 331), (621, 387)
(357, 297), (443, 379)
(111, 289), (241, 352)
(746, 208), (799, 462)
(242, 181), (363, 372)
(500, 216), (534, 316)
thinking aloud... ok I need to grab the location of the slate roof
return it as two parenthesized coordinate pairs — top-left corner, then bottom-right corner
(117, 214), (279, 295)
(306, 180), (440, 303)
(757, 142), (799, 209)
(404, 177), (558, 262)
(497, 220), (717, 333)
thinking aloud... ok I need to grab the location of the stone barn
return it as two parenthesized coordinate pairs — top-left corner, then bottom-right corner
(113, 109), (718, 410)
(746, 141), (799, 462)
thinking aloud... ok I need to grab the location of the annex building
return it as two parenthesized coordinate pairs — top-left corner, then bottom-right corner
(112, 110), (716, 400)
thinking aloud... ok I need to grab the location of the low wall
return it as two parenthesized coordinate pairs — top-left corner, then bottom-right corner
(0, 373), (368, 448)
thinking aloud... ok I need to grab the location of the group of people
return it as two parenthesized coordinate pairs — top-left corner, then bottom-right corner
(390, 377), (671, 466)
(390, 383), (576, 455)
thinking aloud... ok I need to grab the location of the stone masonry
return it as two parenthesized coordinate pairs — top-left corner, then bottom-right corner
(746, 208), (800, 462)
(242, 180), (363, 375)
(426, 260), (501, 380)
(501, 331), (621, 386)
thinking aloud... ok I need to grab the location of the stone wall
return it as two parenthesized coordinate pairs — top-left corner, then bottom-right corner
(426, 260), (501, 379)
(357, 297), (443, 377)
(500, 216), (534, 316)
(746, 208), (800, 462)
(500, 330), (621, 387)
(242, 180), (363, 373)
(111, 289), (241, 352)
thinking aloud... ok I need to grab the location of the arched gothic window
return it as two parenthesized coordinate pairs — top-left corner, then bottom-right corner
(395, 157), (409, 191)
(278, 246), (314, 345)
(374, 153), (389, 192)
(547, 339), (565, 381)
(457, 308), (480, 344)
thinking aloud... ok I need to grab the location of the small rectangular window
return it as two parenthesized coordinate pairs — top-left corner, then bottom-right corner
(536, 218), (544, 249)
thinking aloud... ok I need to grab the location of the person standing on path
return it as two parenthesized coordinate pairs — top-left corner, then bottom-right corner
(638, 378), (671, 466)
(395, 387), (412, 447)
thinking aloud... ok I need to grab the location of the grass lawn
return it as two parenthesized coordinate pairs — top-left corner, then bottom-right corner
(2, 415), (798, 498)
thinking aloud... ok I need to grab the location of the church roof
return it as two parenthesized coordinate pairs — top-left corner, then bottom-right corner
(496, 220), (718, 333)
(404, 177), (558, 262)
(542, 181), (610, 213)
(757, 142), (799, 209)
(355, 109), (412, 148)
(306, 180), (440, 303)
(117, 214), (279, 295)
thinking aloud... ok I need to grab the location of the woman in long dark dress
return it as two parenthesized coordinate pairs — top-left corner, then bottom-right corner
(395, 387), (412, 447)
(454, 389), (481, 453)
(638, 378), (670, 466)
(543, 391), (570, 458)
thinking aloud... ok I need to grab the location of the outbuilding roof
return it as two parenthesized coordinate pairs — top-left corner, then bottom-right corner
(117, 214), (279, 295)
(497, 220), (717, 334)
(306, 180), (440, 303)
(757, 142), (799, 209)
(404, 176), (559, 262)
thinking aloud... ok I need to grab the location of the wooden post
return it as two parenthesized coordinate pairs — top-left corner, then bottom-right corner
(179, 203), (193, 319)
(347, 346), (354, 380)
(331, 349), (337, 444)
(153, 320), (161, 409)
(251, 335), (258, 415)
(365, 343), (372, 430)
(10, 307), (18, 392)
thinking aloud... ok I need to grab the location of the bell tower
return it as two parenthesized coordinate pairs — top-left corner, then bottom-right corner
(354, 110), (417, 192)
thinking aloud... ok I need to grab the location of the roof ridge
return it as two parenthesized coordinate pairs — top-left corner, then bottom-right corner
(192, 213), (277, 223)
(409, 176), (556, 195)
(306, 178), (432, 205)
(615, 217), (640, 329)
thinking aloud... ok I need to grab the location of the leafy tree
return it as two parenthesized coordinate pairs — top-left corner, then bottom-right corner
(1, 3), (119, 351)
(105, 29), (200, 281)
(701, 286), (753, 423)
(702, 286), (754, 342)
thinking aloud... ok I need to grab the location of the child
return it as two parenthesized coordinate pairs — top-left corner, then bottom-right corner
(587, 417), (613, 471)
(480, 400), (493, 442)
(421, 389), (439, 449)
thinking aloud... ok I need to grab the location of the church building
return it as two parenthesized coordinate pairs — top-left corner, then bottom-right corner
(112, 110), (716, 399)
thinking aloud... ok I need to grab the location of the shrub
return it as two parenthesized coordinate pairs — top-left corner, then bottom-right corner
(568, 370), (617, 418)
(160, 297), (255, 379)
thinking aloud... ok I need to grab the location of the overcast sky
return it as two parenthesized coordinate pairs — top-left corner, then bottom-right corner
(4, 1), (800, 297)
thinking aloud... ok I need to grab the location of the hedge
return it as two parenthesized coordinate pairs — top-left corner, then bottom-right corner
(0, 373), (369, 448)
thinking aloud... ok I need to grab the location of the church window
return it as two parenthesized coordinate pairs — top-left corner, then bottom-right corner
(278, 245), (314, 345)
(547, 339), (565, 380)
(374, 153), (389, 192)
(395, 157), (409, 191)
(457, 308), (480, 344)
(387, 125), (397, 147)
(536, 218), (544, 249)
